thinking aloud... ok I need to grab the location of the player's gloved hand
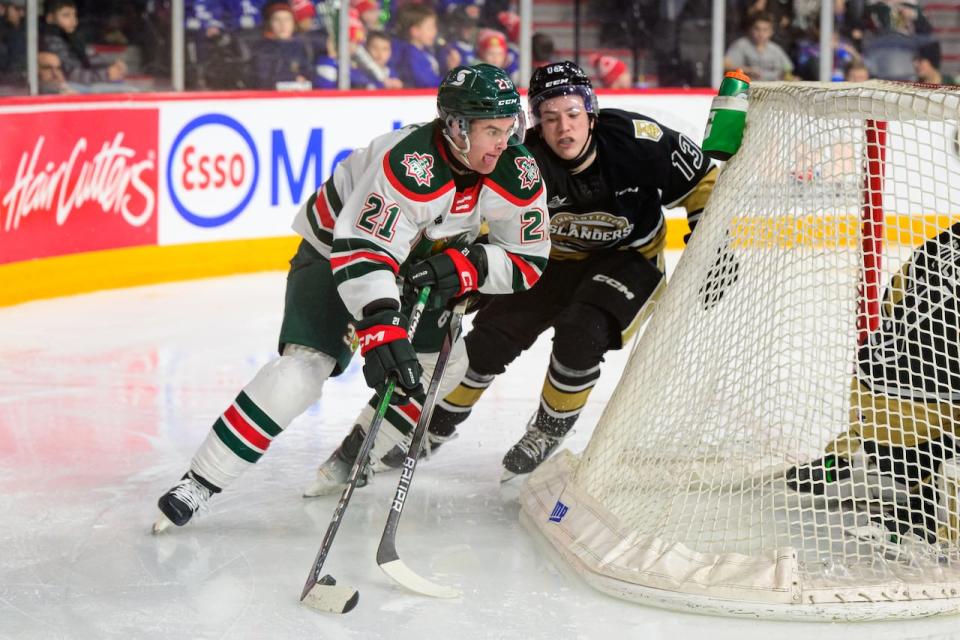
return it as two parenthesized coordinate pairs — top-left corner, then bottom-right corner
(698, 233), (740, 311)
(407, 245), (488, 309)
(355, 308), (423, 405)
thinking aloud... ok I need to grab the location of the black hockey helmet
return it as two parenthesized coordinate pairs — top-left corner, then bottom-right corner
(528, 60), (599, 125)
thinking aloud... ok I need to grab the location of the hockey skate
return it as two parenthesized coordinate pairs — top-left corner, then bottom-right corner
(501, 414), (567, 483)
(785, 454), (853, 496)
(845, 508), (945, 565)
(786, 450), (912, 507)
(376, 429), (459, 471)
(304, 423), (373, 497)
(153, 472), (217, 533)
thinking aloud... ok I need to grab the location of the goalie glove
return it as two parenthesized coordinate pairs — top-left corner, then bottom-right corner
(407, 245), (488, 309)
(698, 233), (740, 311)
(355, 307), (424, 405)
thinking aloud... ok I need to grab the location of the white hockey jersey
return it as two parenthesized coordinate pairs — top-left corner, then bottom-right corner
(291, 121), (551, 319)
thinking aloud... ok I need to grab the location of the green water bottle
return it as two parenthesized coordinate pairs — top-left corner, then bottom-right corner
(702, 69), (751, 161)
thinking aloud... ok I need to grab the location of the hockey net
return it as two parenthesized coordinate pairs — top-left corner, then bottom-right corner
(520, 81), (960, 621)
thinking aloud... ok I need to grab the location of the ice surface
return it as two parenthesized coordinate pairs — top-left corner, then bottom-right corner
(1, 265), (958, 639)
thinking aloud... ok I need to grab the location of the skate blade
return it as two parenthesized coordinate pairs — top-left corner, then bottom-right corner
(500, 470), (520, 484)
(303, 482), (347, 498)
(301, 575), (360, 614)
(152, 513), (174, 534)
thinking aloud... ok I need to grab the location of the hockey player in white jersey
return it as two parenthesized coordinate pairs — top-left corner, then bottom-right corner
(154, 63), (549, 530)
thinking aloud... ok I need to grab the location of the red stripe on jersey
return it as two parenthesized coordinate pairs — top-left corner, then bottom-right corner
(450, 180), (483, 215)
(313, 187), (335, 229)
(330, 250), (400, 274)
(483, 178), (543, 207)
(507, 252), (542, 288)
(382, 152), (455, 202)
(224, 405), (271, 451)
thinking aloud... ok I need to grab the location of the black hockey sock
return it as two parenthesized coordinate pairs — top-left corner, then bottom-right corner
(429, 367), (495, 436)
(535, 354), (602, 438)
(428, 405), (468, 437)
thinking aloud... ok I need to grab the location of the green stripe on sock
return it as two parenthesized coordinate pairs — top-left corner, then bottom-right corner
(213, 417), (263, 463)
(235, 391), (281, 436)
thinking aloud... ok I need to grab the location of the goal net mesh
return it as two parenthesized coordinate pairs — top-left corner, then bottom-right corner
(520, 81), (960, 620)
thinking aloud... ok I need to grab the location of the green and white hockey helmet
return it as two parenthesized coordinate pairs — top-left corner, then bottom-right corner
(437, 63), (526, 146)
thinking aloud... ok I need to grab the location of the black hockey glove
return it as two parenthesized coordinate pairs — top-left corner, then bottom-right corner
(698, 236), (740, 311)
(355, 308), (424, 405)
(407, 245), (488, 309)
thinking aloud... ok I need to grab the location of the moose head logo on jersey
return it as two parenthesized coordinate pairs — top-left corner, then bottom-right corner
(515, 157), (540, 190)
(402, 152), (435, 187)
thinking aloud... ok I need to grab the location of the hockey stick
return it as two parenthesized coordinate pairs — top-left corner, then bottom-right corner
(376, 298), (469, 599)
(300, 287), (432, 614)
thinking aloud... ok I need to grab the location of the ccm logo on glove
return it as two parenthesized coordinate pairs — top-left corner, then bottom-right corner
(356, 324), (407, 355)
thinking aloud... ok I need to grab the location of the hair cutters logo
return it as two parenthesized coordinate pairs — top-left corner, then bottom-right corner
(0, 108), (158, 264)
(167, 113), (260, 227)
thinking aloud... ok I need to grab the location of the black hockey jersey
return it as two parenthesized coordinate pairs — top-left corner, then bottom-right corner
(857, 221), (960, 403)
(524, 108), (715, 260)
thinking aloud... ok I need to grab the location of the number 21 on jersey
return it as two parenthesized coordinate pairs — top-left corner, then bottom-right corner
(355, 193), (401, 241)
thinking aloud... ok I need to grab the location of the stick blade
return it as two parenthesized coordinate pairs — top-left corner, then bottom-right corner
(378, 558), (461, 599)
(300, 575), (360, 614)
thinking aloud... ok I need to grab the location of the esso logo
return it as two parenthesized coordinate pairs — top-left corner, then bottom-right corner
(166, 113), (259, 227)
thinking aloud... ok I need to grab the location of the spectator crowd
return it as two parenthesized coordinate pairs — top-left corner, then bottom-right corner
(0, 0), (955, 95)
(720, 0), (955, 84)
(181, 0), (537, 91)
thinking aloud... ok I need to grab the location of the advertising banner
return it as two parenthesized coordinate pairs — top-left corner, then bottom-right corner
(0, 92), (714, 267)
(157, 93), (714, 247)
(159, 96), (437, 246)
(0, 108), (158, 264)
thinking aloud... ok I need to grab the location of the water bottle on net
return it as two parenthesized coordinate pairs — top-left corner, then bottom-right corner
(702, 69), (750, 161)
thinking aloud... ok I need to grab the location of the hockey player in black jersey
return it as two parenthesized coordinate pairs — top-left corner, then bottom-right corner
(408, 60), (721, 479)
(787, 221), (960, 551)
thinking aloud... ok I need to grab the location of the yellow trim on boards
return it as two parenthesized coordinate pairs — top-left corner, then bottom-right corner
(0, 214), (956, 307)
(0, 236), (301, 307)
